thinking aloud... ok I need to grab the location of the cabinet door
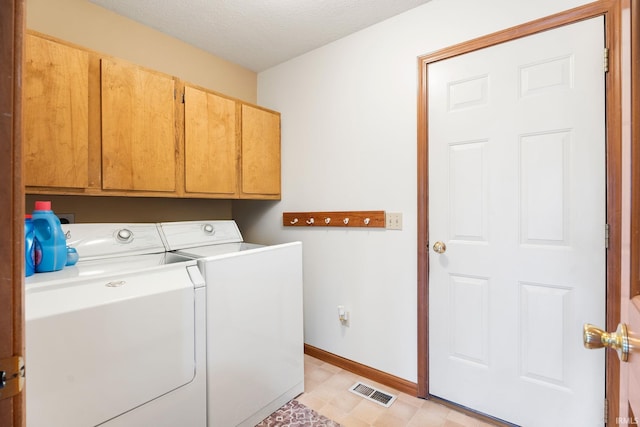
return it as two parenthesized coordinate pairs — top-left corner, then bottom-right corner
(24, 34), (89, 188)
(184, 86), (238, 195)
(240, 104), (281, 197)
(101, 58), (176, 192)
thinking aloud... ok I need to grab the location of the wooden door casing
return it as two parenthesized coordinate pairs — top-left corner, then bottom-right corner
(623, 0), (639, 422)
(0, 0), (25, 426)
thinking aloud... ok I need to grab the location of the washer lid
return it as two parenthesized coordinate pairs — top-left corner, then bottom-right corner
(160, 220), (243, 250)
(24, 252), (195, 289)
(63, 223), (166, 260)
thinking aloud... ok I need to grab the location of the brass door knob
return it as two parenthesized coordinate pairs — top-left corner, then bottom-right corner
(583, 323), (630, 362)
(432, 241), (446, 254)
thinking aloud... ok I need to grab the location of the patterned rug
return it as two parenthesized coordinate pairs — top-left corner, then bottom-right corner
(255, 399), (341, 427)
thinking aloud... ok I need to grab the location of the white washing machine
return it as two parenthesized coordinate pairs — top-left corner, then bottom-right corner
(25, 223), (206, 427)
(160, 220), (304, 427)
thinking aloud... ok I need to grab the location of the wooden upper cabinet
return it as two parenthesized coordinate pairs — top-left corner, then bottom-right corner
(24, 34), (90, 188)
(240, 104), (281, 198)
(184, 85), (238, 195)
(24, 33), (282, 200)
(101, 57), (176, 192)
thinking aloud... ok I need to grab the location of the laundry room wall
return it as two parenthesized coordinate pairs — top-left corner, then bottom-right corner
(233, 0), (594, 383)
(26, 0), (256, 101)
(24, 195), (233, 224)
(25, 0), (258, 223)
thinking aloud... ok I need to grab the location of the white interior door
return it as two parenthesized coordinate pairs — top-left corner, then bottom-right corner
(428, 17), (606, 427)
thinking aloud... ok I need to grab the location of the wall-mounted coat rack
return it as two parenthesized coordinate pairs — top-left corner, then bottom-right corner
(283, 211), (386, 228)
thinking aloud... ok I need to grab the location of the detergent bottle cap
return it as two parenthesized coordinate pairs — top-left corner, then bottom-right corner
(34, 201), (52, 211)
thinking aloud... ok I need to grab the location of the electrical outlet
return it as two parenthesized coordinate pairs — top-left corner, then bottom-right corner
(338, 305), (350, 327)
(58, 213), (75, 224)
(386, 212), (402, 230)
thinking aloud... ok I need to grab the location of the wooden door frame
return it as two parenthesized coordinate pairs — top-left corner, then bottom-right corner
(0, 0), (25, 426)
(417, 1), (624, 424)
(625, 0), (639, 419)
(629, 1), (639, 297)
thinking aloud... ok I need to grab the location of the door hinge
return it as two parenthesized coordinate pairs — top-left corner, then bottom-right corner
(604, 398), (608, 423)
(182, 91), (185, 104)
(0, 356), (25, 400)
(605, 224), (610, 249)
(604, 48), (609, 73)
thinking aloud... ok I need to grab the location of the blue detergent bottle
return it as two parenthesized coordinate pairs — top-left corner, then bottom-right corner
(24, 215), (36, 277)
(32, 201), (67, 273)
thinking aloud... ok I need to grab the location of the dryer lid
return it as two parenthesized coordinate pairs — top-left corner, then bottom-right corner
(160, 220), (243, 250)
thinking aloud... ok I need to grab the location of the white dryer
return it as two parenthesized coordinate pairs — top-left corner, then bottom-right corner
(160, 220), (304, 427)
(25, 223), (206, 427)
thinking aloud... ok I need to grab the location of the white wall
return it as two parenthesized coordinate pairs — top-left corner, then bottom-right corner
(234, 0), (592, 383)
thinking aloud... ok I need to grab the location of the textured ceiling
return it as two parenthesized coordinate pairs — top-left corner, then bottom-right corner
(88, 0), (431, 72)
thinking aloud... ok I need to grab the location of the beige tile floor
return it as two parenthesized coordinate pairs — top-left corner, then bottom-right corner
(298, 354), (498, 427)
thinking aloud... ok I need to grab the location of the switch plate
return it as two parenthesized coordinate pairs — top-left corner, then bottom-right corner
(386, 212), (402, 230)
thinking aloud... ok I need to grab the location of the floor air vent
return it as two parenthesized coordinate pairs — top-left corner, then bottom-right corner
(348, 382), (397, 407)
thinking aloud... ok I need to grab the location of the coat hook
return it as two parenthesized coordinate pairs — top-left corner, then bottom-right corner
(343, 218), (349, 225)
(290, 218), (299, 225)
(306, 218), (315, 225)
(364, 218), (370, 225)
(325, 217), (331, 224)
